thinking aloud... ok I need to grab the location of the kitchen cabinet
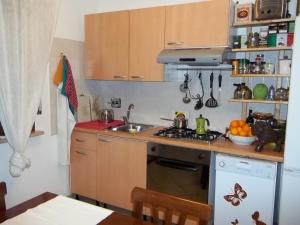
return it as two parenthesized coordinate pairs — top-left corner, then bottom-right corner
(85, 11), (129, 80)
(129, 7), (165, 81)
(85, 8), (164, 81)
(165, 0), (230, 49)
(70, 131), (97, 199)
(97, 135), (147, 210)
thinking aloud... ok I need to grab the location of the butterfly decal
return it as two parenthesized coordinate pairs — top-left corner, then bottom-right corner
(252, 211), (266, 225)
(224, 183), (247, 206)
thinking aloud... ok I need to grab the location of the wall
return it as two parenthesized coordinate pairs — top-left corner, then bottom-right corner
(0, 0), (98, 208)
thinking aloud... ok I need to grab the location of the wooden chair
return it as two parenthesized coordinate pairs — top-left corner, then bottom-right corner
(131, 187), (212, 225)
(0, 182), (7, 212)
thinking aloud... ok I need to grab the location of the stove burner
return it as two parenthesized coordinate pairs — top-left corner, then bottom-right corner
(154, 127), (222, 143)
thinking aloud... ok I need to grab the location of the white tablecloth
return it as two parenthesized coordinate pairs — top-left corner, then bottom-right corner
(1, 195), (113, 225)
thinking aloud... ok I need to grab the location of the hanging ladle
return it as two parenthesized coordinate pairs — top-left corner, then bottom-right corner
(183, 91), (191, 104)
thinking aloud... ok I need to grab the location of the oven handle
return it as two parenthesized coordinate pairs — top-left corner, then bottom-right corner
(156, 158), (199, 172)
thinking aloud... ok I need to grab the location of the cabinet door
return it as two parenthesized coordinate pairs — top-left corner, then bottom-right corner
(85, 11), (129, 80)
(70, 147), (97, 199)
(97, 136), (147, 210)
(165, 0), (230, 49)
(129, 7), (165, 81)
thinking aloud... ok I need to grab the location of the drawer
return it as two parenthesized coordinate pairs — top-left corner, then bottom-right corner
(72, 131), (97, 150)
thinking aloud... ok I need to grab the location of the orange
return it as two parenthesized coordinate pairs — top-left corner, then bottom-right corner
(242, 124), (251, 133)
(230, 127), (238, 135)
(230, 120), (239, 128)
(239, 130), (248, 137)
(238, 120), (246, 127)
(237, 126), (242, 134)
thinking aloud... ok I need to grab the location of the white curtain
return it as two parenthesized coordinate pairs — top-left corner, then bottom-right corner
(0, 0), (61, 177)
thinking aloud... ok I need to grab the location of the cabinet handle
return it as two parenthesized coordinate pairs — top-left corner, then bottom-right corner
(98, 138), (112, 143)
(113, 75), (127, 79)
(76, 150), (87, 156)
(167, 41), (184, 46)
(75, 138), (85, 143)
(131, 75), (144, 80)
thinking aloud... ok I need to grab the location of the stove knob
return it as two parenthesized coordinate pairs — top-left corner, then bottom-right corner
(219, 161), (225, 167)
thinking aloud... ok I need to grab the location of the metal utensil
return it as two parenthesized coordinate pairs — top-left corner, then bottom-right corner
(179, 73), (190, 92)
(217, 72), (222, 105)
(205, 72), (218, 108)
(183, 92), (191, 104)
(194, 73), (205, 110)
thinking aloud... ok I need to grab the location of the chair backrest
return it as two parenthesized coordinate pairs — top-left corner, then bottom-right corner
(131, 187), (212, 225)
(0, 182), (7, 211)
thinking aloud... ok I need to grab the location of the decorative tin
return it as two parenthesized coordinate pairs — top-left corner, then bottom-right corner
(234, 3), (253, 24)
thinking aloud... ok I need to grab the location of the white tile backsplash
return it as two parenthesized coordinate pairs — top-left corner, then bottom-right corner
(85, 71), (245, 132)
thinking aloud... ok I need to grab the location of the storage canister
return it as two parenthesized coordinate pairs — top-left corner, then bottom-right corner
(232, 59), (240, 75)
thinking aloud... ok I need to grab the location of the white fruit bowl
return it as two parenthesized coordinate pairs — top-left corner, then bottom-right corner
(229, 134), (256, 145)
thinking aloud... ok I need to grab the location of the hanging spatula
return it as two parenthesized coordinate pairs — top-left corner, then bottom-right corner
(205, 72), (218, 108)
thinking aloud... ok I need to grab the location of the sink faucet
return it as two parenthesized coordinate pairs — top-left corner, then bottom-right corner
(123, 104), (134, 124)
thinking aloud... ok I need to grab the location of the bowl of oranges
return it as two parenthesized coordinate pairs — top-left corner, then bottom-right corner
(228, 120), (256, 145)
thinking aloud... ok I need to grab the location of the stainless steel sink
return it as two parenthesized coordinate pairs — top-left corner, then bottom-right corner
(111, 123), (154, 133)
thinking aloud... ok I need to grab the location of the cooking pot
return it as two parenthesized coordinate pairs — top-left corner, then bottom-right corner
(99, 109), (114, 123)
(161, 114), (188, 129)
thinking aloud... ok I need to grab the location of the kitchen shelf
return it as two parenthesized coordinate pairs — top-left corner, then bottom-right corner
(231, 74), (290, 77)
(232, 46), (293, 52)
(0, 131), (44, 144)
(233, 18), (296, 27)
(229, 99), (289, 105)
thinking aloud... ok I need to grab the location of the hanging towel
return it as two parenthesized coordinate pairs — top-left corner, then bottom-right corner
(65, 58), (78, 115)
(53, 55), (77, 165)
(53, 57), (63, 86)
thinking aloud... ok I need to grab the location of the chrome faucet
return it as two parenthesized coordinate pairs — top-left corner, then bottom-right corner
(123, 104), (134, 124)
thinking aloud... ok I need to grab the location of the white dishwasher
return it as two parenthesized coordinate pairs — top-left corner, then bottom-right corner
(214, 154), (277, 225)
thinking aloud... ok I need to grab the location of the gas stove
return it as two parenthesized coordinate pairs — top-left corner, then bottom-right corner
(154, 127), (223, 143)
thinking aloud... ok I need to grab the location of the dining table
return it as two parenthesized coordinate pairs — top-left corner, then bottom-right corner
(0, 192), (152, 225)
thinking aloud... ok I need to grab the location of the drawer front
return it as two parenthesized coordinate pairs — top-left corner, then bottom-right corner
(72, 131), (97, 150)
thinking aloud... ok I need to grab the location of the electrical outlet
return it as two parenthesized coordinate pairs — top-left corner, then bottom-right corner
(110, 98), (121, 108)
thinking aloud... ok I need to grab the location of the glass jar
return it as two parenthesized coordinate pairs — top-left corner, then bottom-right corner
(249, 62), (256, 73)
(239, 59), (249, 74)
(265, 62), (275, 74)
(233, 36), (241, 49)
(247, 32), (259, 48)
(232, 59), (240, 75)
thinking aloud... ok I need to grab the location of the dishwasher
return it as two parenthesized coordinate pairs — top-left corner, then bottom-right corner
(214, 153), (277, 225)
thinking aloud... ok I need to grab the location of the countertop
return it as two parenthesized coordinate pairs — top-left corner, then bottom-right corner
(74, 125), (284, 163)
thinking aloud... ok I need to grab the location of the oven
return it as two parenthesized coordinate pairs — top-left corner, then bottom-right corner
(147, 143), (211, 204)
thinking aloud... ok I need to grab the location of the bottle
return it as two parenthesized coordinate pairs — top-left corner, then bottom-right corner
(246, 109), (254, 126)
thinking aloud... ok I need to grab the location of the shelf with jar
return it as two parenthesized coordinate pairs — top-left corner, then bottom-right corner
(231, 82), (289, 105)
(231, 54), (292, 76)
(232, 18), (295, 51)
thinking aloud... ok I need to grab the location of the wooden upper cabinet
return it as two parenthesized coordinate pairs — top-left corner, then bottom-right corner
(85, 11), (129, 80)
(129, 7), (165, 81)
(165, 0), (230, 49)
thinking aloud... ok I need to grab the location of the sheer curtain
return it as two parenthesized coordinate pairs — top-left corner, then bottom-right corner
(0, 0), (61, 177)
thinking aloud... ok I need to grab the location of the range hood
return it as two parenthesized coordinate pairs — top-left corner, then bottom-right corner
(157, 47), (229, 66)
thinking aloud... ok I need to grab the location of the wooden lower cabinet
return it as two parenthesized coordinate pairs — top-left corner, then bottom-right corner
(70, 142), (97, 199)
(70, 131), (97, 199)
(96, 135), (147, 210)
